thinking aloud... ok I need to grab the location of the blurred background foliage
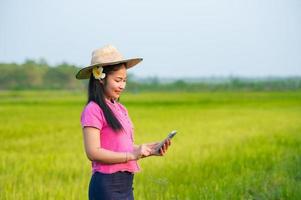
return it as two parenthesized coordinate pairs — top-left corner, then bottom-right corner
(1, 60), (301, 91)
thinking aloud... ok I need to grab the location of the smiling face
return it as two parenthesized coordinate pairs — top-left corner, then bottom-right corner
(102, 64), (127, 100)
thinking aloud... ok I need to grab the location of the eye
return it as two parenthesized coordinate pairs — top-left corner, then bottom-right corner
(115, 78), (126, 83)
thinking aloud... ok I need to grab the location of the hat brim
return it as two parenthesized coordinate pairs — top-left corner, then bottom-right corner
(75, 58), (143, 79)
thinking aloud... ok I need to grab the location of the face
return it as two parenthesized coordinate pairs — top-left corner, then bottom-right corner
(102, 65), (127, 100)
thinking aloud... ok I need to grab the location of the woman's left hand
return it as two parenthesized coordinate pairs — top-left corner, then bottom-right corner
(145, 139), (171, 156)
(158, 139), (171, 156)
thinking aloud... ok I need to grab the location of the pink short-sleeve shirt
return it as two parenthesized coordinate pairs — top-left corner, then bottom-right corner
(81, 99), (140, 174)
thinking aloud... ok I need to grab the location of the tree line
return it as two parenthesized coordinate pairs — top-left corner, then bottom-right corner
(0, 60), (300, 92)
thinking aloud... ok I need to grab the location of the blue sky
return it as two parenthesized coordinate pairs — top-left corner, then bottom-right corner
(0, 0), (300, 78)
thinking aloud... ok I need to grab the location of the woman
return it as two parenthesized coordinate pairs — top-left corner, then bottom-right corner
(76, 45), (171, 200)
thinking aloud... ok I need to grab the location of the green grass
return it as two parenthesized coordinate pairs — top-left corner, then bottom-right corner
(0, 90), (301, 199)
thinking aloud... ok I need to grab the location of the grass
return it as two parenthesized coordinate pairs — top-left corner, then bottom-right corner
(0, 90), (301, 199)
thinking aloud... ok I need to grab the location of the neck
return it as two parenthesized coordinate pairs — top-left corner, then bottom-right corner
(104, 95), (116, 103)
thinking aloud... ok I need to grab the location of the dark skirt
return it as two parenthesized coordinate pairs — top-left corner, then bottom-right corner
(89, 171), (134, 200)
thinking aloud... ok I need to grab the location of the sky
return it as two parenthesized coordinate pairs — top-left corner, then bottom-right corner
(0, 0), (300, 78)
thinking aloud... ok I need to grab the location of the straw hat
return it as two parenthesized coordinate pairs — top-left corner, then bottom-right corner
(75, 45), (143, 79)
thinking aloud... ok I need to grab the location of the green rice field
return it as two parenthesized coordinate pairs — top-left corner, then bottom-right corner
(0, 90), (301, 199)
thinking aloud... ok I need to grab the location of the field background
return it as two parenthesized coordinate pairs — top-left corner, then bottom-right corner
(1, 90), (301, 199)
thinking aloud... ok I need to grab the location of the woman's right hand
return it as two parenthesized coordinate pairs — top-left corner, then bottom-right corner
(129, 144), (152, 160)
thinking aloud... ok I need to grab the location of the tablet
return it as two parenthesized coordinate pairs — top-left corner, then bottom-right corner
(152, 130), (177, 155)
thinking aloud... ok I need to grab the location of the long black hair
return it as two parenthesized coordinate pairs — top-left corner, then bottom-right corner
(87, 64), (125, 131)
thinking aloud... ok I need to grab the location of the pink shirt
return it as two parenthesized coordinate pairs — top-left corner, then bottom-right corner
(80, 99), (140, 174)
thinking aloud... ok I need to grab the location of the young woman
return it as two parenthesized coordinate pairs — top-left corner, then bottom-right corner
(76, 45), (171, 200)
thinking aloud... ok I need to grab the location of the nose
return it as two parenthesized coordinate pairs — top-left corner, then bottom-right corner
(119, 82), (126, 90)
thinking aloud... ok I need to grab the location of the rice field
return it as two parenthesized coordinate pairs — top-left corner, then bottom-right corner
(0, 90), (301, 199)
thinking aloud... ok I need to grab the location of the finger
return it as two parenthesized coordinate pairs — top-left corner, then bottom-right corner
(145, 147), (152, 153)
(147, 144), (156, 148)
(143, 152), (151, 157)
(163, 143), (167, 152)
(141, 151), (150, 157)
(164, 144), (168, 152)
(162, 140), (168, 149)
(160, 148), (164, 156)
(141, 150), (150, 156)
(161, 144), (165, 152)
(166, 140), (171, 149)
(161, 144), (166, 154)
(145, 147), (153, 155)
(146, 143), (156, 148)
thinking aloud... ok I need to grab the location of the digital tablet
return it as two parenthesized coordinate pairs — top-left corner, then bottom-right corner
(153, 130), (177, 155)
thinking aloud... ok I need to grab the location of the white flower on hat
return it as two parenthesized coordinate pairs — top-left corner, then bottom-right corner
(92, 66), (106, 80)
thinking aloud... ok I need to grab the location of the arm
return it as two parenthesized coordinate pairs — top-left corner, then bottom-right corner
(83, 127), (130, 164)
(82, 127), (151, 164)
